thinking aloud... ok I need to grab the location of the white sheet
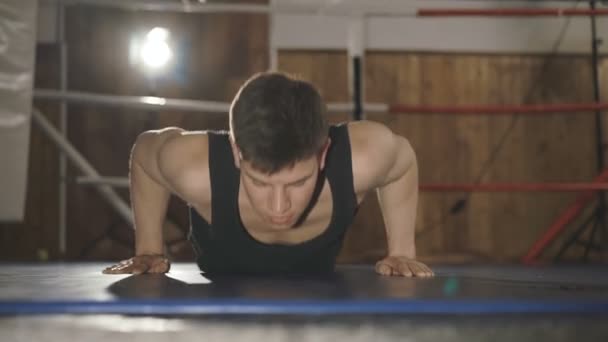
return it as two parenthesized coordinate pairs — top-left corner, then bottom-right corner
(0, 0), (37, 221)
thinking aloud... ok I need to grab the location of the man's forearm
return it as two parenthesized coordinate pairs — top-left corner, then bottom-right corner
(130, 153), (171, 256)
(376, 153), (418, 259)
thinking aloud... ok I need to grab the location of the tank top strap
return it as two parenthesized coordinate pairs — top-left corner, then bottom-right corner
(207, 131), (240, 229)
(325, 124), (358, 220)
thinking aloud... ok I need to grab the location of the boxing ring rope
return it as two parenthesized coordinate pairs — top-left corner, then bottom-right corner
(418, 8), (608, 17)
(422, 183), (608, 192)
(74, 178), (608, 192)
(389, 103), (608, 115)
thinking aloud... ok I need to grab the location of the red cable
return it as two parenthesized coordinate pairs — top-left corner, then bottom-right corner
(418, 8), (608, 17)
(389, 103), (608, 115)
(421, 183), (608, 192)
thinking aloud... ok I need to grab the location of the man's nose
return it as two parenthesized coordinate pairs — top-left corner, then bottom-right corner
(270, 188), (290, 214)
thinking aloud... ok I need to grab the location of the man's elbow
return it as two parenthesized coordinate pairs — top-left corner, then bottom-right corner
(393, 136), (418, 192)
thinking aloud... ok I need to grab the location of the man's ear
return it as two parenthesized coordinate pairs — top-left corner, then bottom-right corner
(229, 137), (242, 169)
(318, 137), (331, 171)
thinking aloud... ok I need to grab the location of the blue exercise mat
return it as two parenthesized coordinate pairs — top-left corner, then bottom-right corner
(1, 263), (607, 315)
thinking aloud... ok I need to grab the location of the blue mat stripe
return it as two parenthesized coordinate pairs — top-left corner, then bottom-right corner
(2, 299), (608, 315)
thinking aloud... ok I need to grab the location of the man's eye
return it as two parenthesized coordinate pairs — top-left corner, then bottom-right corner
(290, 180), (307, 187)
(253, 180), (267, 187)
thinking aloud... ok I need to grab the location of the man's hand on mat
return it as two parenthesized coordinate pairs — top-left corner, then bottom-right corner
(102, 254), (171, 274)
(375, 256), (434, 277)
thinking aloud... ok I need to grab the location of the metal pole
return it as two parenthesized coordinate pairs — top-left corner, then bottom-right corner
(352, 57), (363, 121)
(57, 2), (68, 256)
(589, 0), (607, 259)
(591, 0), (603, 173)
(32, 109), (134, 225)
(34, 89), (232, 112)
(34, 89), (390, 113)
(76, 176), (129, 187)
(348, 16), (365, 121)
(268, 7), (278, 71)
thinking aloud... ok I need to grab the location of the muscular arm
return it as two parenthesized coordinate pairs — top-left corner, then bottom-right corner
(350, 121), (432, 277)
(130, 127), (184, 255)
(103, 128), (209, 274)
(375, 135), (418, 259)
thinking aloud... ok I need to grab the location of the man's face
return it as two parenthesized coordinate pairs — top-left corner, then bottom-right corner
(239, 156), (321, 230)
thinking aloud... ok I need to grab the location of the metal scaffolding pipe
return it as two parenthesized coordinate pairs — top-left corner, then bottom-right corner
(34, 89), (232, 113)
(77, 176), (129, 187)
(41, 0), (323, 15)
(33, 89), (389, 114)
(31, 108), (133, 225)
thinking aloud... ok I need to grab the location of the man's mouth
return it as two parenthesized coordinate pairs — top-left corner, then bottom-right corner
(269, 215), (292, 225)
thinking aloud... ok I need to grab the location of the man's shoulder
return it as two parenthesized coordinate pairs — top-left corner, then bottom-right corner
(160, 129), (210, 163)
(344, 120), (408, 192)
(344, 120), (397, 156)
(157, 130), (213, 204)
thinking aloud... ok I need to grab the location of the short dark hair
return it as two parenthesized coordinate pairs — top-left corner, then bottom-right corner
(229, 72), (329, 174)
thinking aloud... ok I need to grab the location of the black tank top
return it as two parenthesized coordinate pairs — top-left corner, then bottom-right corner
(188, 124), (358, 274)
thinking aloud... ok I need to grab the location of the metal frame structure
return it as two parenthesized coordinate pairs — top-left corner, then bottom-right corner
(31, 109), (133, 225)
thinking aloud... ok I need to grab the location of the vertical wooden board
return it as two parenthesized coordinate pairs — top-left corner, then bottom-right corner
(279, 51), (349, 103)
(475, 55), (525, 260)
(425, 55), (465, 254)
(477, 56), (596, 260)
(454, 55), (490, 257)
(390, 54), (426, 243)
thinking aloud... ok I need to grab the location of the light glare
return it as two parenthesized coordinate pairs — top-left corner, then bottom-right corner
(146, 27), (169, 42)
(140, 27), (172, 69)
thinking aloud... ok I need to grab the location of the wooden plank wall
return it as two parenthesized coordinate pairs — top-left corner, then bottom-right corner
(280, 51), (605, 263)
